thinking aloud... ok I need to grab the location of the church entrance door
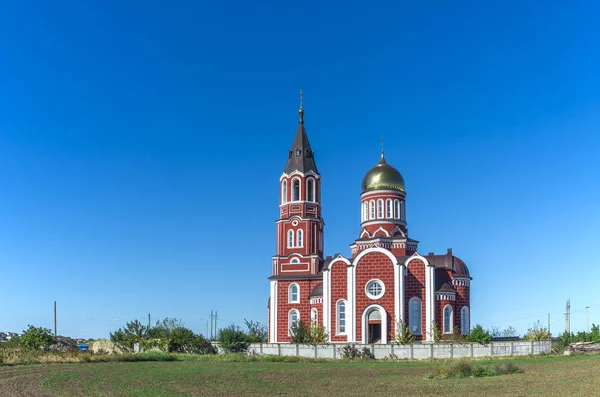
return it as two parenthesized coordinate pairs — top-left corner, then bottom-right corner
(367, 308), (382, 343)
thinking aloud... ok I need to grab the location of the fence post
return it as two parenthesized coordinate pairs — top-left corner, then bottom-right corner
(509, 342), (513, 356)
(296, 344), (299, 357)
(450, 344), (454, 358)
(409, 344), (414, 360)
(489, 343), (493, 356)
(390, 344), (394, 356)
(333, 345), (337, 359)
(260, 344), (263, 354)
(429, 344), (434, 359)
(371, 344), (375, 357)
(530, 341), (534, 355)
(314, 345), (317, 359)
(277, 344), (281, 356)
(469, 343), (473, 358)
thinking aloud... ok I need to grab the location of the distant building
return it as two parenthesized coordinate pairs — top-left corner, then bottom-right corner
(268, 99), (472, 343)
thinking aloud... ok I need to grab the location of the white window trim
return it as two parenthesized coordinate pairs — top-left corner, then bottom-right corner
(296, 229), (303, 248)
(307, 178), (315, 202)
(292, 177), (301, 202)
(394, 199), (400, 219)
(311, 308), (318, 326)
(443, 304), (453, 334)
(336, 299), (347, 335)
(386, 199), (392, 218)
(408, 296), (422, 335)
(287, 230), (294, 248)
(365, 279), (385, 300)
(282, 180), (288, 204)
(362, 202), (368, 222)
(289, 283), (300, 303)
(290, 258), (300, 264)
(377, 199), (383, 219)
(288, 309), (300, 336)
(461, 306), (470, 335)
(369, 200), (375, 220)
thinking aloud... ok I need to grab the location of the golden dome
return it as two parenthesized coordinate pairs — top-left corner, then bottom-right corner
(361, 155), (405, 193)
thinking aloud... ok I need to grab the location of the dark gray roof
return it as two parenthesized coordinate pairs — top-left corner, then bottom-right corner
(309, 283), (323, 297)
(437, 282), (456, 293)
(426, 251), (471, 279)
(268, 273), (323, 281)
(283, 110), (318, 174)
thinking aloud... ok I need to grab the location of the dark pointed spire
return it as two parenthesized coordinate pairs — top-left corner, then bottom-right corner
(283, 91), (318, 174)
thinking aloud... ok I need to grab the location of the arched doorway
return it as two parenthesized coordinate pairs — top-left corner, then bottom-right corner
(361, 305), (388, 344)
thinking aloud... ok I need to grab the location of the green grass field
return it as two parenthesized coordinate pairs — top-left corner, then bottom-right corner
(0, 354), (598, 397)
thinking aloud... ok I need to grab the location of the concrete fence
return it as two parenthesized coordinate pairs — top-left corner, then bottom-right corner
(243, 340), (551, 360)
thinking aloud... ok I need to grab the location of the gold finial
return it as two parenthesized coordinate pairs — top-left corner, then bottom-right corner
(381, 135), (385, 158)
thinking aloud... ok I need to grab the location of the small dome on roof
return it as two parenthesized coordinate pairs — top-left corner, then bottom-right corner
(453, 256), (470, 277)
(361, 155), (405, 194)
(309, 283), (323, 297)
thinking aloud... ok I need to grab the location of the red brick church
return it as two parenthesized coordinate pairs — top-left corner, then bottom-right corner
(268, 99), (472, 343)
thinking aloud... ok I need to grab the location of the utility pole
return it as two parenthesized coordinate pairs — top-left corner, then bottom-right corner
(148, 313), (151, 331)
(54, 301), (57, 338)
(586, 306), (590, 333)
(565, 300), (571, 334)
(215, 310), (218, 338)
(548, 313), (551, 337)
(210, 310), (214, 340)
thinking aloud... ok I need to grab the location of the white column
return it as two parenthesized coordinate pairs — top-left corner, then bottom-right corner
(347, 263), (355, 342)
(269, 280), (278, 342)
(425, 263), (435, 341)
(394, 263), (401, 333)
(323, 269), (330, 342)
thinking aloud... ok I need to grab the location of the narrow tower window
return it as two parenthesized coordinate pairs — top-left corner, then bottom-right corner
(288, 309), (300, 335)
(444, 305), (453, 334)
(461, 306), (470, 335)
(337, 300), (346, 334)
(369, 200), (375, 220)
(297, 229), (303, 247)
(377, 199), (383, 218)
(288, 230), (294, 248)
(394, 200), (400, 219)
(282, 180), (288, 204)
(307, 178), (314, 202)
(409, 297), (422, 334)
(289, 284), (299, 303)
(386, 199), (392, 218)
(362, 202), (368, 222)
(311, 308), (318, 325)
(402, 201), (405, 220)
(292, 179), (300, 201)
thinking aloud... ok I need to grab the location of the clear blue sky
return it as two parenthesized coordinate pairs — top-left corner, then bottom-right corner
(1, 0), (598, 338)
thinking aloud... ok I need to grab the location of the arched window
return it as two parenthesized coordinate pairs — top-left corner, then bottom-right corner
(401, 201), (406, 220)
(292, 178), (300, 201)
(288, 230), (294, 248)
(394, 199), (400, 219)
(444, 305), (453, 334)
(337, 300), (346, 334)
(307, 178), (314, 202)
(386, 199), (392, 218)
(288, 309), (299, 335)
(362, 202), (368, 222)
(377, 199), (383, 218)
(297, 229), (303, 247)
(461, 306), (470, 335)
(290, 258), (300, 264)
(369, 200), (375, 220)
(409, 297), (422, 335)
(289, 283), (299, 303)
(282, 181), (287, 204)
(310, 308), (318, 326)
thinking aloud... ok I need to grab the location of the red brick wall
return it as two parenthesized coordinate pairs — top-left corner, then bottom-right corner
(436, 299), (455, 340)
(276, 279), (320, 342)
(354, 252), (395, 343)
(404, 259), (426, 341)
(329, 260), (348, 342)
(455, 283), (470, 333)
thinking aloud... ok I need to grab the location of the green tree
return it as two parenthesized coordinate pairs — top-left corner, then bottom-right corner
(110, 319), (148, 348)
(18, 325), (55, 350)
(429, 321), (441, 342)
(523, 320), (551, 341)
(467, 324), (492, 344)
(244, 319), (268, 343)
(217, 325), (248, 353)
(290, 320), (310, 343)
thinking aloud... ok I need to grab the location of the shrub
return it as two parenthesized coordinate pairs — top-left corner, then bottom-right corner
(392, 320), (415, 345)
(427, 361), (523, 379)
(467, 324), (492, 344)
(217, 325), (248, 353)
(244, 319), (268, 343)
(454, 362), (473, 378)
(429, 321), (441, 343)
(290, 321), (328, 345)
(338, 345), (360, 359)
(523, 321), (551, 341)
(18, 325), (55, 351)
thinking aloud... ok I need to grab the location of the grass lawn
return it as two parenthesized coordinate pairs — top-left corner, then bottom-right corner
(0, 354), (598, 396)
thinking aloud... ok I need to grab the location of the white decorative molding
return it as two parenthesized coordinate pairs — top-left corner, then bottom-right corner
(361, 304), (388, 344)
(435, 293), (456, 301)
(452, 278), (470, 287)
(310, 297), (323, 305)
(269, 280), (278, 342)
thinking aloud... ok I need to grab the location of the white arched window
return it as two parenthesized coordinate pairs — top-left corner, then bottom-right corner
(292, 178), (300, 201)
(288, 309), (299, 335)
(290, 257), (300, 264)
(297, 229), (303, 247)
(282, 180), (287, 204)
(337, 300), (346, 334)
(386, 199), (392, 218)
(444, 305), (453, 334)
(369, 200), (375, 220)
(377, 199), (383, 218)
(394, 199), (400, 219)
(287, 230), (294, 248)
(362, 202), (368, 222)
(401, 201), (406, 220)
(409, 297), (422, 335)
(307, 178), (315, 202)
(289, 283), (299, 303)
(461, 306), (470, 335)
(310, 308), (318, 325)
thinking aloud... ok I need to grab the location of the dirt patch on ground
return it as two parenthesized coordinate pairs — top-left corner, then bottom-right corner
(0, 365), (60, 397)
